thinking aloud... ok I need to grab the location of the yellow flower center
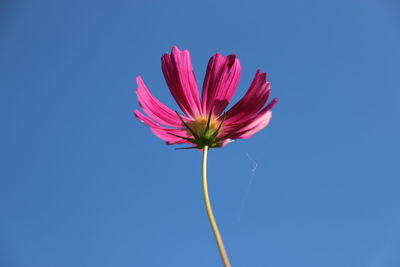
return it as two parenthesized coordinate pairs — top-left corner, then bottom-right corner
(186, 116), (219, 138)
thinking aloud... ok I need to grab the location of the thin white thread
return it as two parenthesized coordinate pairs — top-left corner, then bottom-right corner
(236, 153), (259, 222)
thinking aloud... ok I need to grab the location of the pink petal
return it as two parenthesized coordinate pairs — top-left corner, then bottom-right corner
(232, 111), (273, 139)
(161, 46), (202, 118)
(134, 110), (191, 145)
(136, 76), (186, 127)
(227, 98), (277, 139)
(201, 53), (241, 116)
(224, 70), (271, 125)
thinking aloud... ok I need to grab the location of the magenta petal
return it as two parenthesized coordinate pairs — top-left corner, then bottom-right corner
(224, 70), (271, 124)
(201, 53), (241, 116)
(228, 98), (277, 139)
(134, 47), (278, 148)
(233, 111), (273, 139)
(134, 110), (191, 144)
(136, 76), (186, 127)
(161, 46), (202, 118)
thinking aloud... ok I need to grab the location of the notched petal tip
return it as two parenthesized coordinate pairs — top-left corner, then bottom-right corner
(163, 45), (180, 54)
(135, 75), (143, 83)
(226, 54), (237, 66)
(134, 76), (142, 93)
(167, 45), (191, 56)
(266, 98), (278, 111)
(133, 110), (143, 121)
(171, 45), (181, 53)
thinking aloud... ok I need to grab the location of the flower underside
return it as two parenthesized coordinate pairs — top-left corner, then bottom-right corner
(169, 107), (239, 149)
(134, 46), (277, 149)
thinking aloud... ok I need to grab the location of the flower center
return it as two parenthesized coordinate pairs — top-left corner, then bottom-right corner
(186, 116), (219, 138)
(174, 110), (228, 149)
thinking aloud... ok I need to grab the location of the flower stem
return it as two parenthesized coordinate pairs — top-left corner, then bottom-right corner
(202, 145), (231, 267)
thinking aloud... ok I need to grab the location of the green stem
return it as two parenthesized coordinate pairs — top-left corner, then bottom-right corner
(202, 145), (231, 267)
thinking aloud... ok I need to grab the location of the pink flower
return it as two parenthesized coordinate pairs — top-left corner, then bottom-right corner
(134, 46), (278, 149)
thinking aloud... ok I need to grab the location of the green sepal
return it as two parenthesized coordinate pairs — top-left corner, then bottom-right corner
(175, 146), (201, 150)
(175, 111), (199, 139)
(215, 123), (243, 142)
(211, 113), (226, 139)
(167, 132), (196, 143)
(203, 105), (214, 137)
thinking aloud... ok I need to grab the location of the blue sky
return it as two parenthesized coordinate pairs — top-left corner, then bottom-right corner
(1, 0), (400, 266)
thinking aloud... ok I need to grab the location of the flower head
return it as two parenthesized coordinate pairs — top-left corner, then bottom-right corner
(134, 46), (278, 149)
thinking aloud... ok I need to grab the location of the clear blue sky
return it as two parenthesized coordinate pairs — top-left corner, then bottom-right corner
(1, 0), (400, 266)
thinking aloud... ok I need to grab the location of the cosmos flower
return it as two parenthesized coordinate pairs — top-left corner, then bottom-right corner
(134, 46), (277, 149)
(133, 46), (279, 266)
